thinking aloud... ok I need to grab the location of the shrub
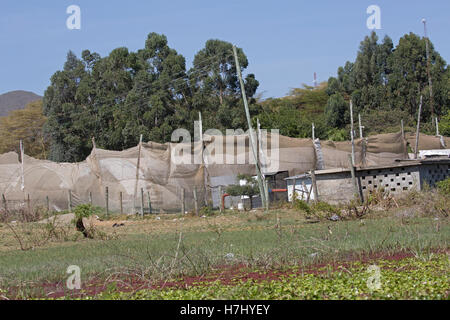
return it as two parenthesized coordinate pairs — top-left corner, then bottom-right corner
(293, 199), (311, 214)
(73, 204), (94, 238)
(436, 178), (450, 195)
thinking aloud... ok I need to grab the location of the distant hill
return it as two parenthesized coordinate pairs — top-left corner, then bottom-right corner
(0, 90), (42, 117)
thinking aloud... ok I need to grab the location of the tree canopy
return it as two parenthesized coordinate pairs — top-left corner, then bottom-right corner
(43, 34), (258, 162)
(39, 31), (449, 163)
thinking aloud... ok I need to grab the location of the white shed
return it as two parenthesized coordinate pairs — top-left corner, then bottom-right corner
(285, 173), (315, 202)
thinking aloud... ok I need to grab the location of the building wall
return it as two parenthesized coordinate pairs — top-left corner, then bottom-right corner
(419, 163), (450, 188)
(359, 165), (421, 195)
(316, 172), (354, 204)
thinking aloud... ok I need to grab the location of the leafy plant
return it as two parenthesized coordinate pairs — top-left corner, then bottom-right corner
(73, 204), (94, 238)
(436, 177), (450, 195)
(226, 174), (260, 210)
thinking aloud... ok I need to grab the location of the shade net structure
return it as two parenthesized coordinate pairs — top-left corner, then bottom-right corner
(0, 132), (444, 213)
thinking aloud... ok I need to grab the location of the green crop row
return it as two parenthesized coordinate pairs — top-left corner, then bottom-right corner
(69, 253), (449, 300)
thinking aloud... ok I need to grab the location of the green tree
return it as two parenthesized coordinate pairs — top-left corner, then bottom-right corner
(189, 39), (259, 132)
(226, 174), (260, 210)
(43, 51), (90, 162)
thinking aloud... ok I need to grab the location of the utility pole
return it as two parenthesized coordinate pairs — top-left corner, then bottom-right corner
(415, 95), (423, 159)
(232, 45), (267, 210)
(350, 100), (355, 166)
(422, 18), (434, 123)
(435, 117), (439, 136)
(358, 113), (363, 139)
(401, 119), (405, 139)
(133, 134), (143, 211)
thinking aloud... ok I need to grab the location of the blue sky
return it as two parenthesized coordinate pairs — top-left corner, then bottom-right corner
(0, 0), (449, 98)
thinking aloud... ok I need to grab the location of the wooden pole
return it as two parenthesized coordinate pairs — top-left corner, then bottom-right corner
(310, 170), (319, 203)
(181, 188), (185, 214)
(133, 134), (143, 211)
(140, 188), (144, 217)
(415, 95), (423, 159)
(264, 179), (269, 210)
(218, 186), (223, 213)
(27, 194), (31, 215)
(147, 190), (152, 214)
(358, 113), (363, 139)
(350, 100), (355, 166)
(68, 190), (73, 212)
(89, 191), (93, 206)
(2, 194), (7, 212)
(105, 186), (109, 216)
(348, 154), (362, 203)
(401, 119), (405, 139)
(435, 117), (439, 136)
(46, 195), (49, 212)
(303, 181), (311, 203)
(193, 186), (199, 216)
(233, 45), (267, 211)
(119, 192), (123, 215)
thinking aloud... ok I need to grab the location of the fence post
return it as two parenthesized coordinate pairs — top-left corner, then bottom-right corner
(181, 188), (185, 215)
(218, 186), (223, 213)
(105, 186), (109, 216)
(348, 154), (363, 203)
(119, 192), (123, 215)
(140, 188), (144, 217)
(68, 190), (72, 212)
(27, 194), (31, 215)
(147, 190), (152, 214)
(310, 170), (319, 203)
(2, 194), (7, 212)
(46, 195), (50, 212)
(193, 186), (199, 216)
(264, 180), (269, 211)
(89, 191), (93, 205)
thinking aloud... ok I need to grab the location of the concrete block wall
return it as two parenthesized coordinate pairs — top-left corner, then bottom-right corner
(359, 165), (421, 195)
(419, 163), (450, 188)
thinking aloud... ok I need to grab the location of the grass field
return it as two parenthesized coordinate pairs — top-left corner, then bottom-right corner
(0, 194), (448, 299)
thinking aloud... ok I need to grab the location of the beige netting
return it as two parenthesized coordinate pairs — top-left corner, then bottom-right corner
(1, 131), (438, 212)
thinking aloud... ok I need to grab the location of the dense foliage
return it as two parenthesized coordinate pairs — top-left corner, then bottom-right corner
(43, 34), (258, 162)
(88, 254), (449, 300)
(41, 31), (449, 162)
(325, 32), (449, 133)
